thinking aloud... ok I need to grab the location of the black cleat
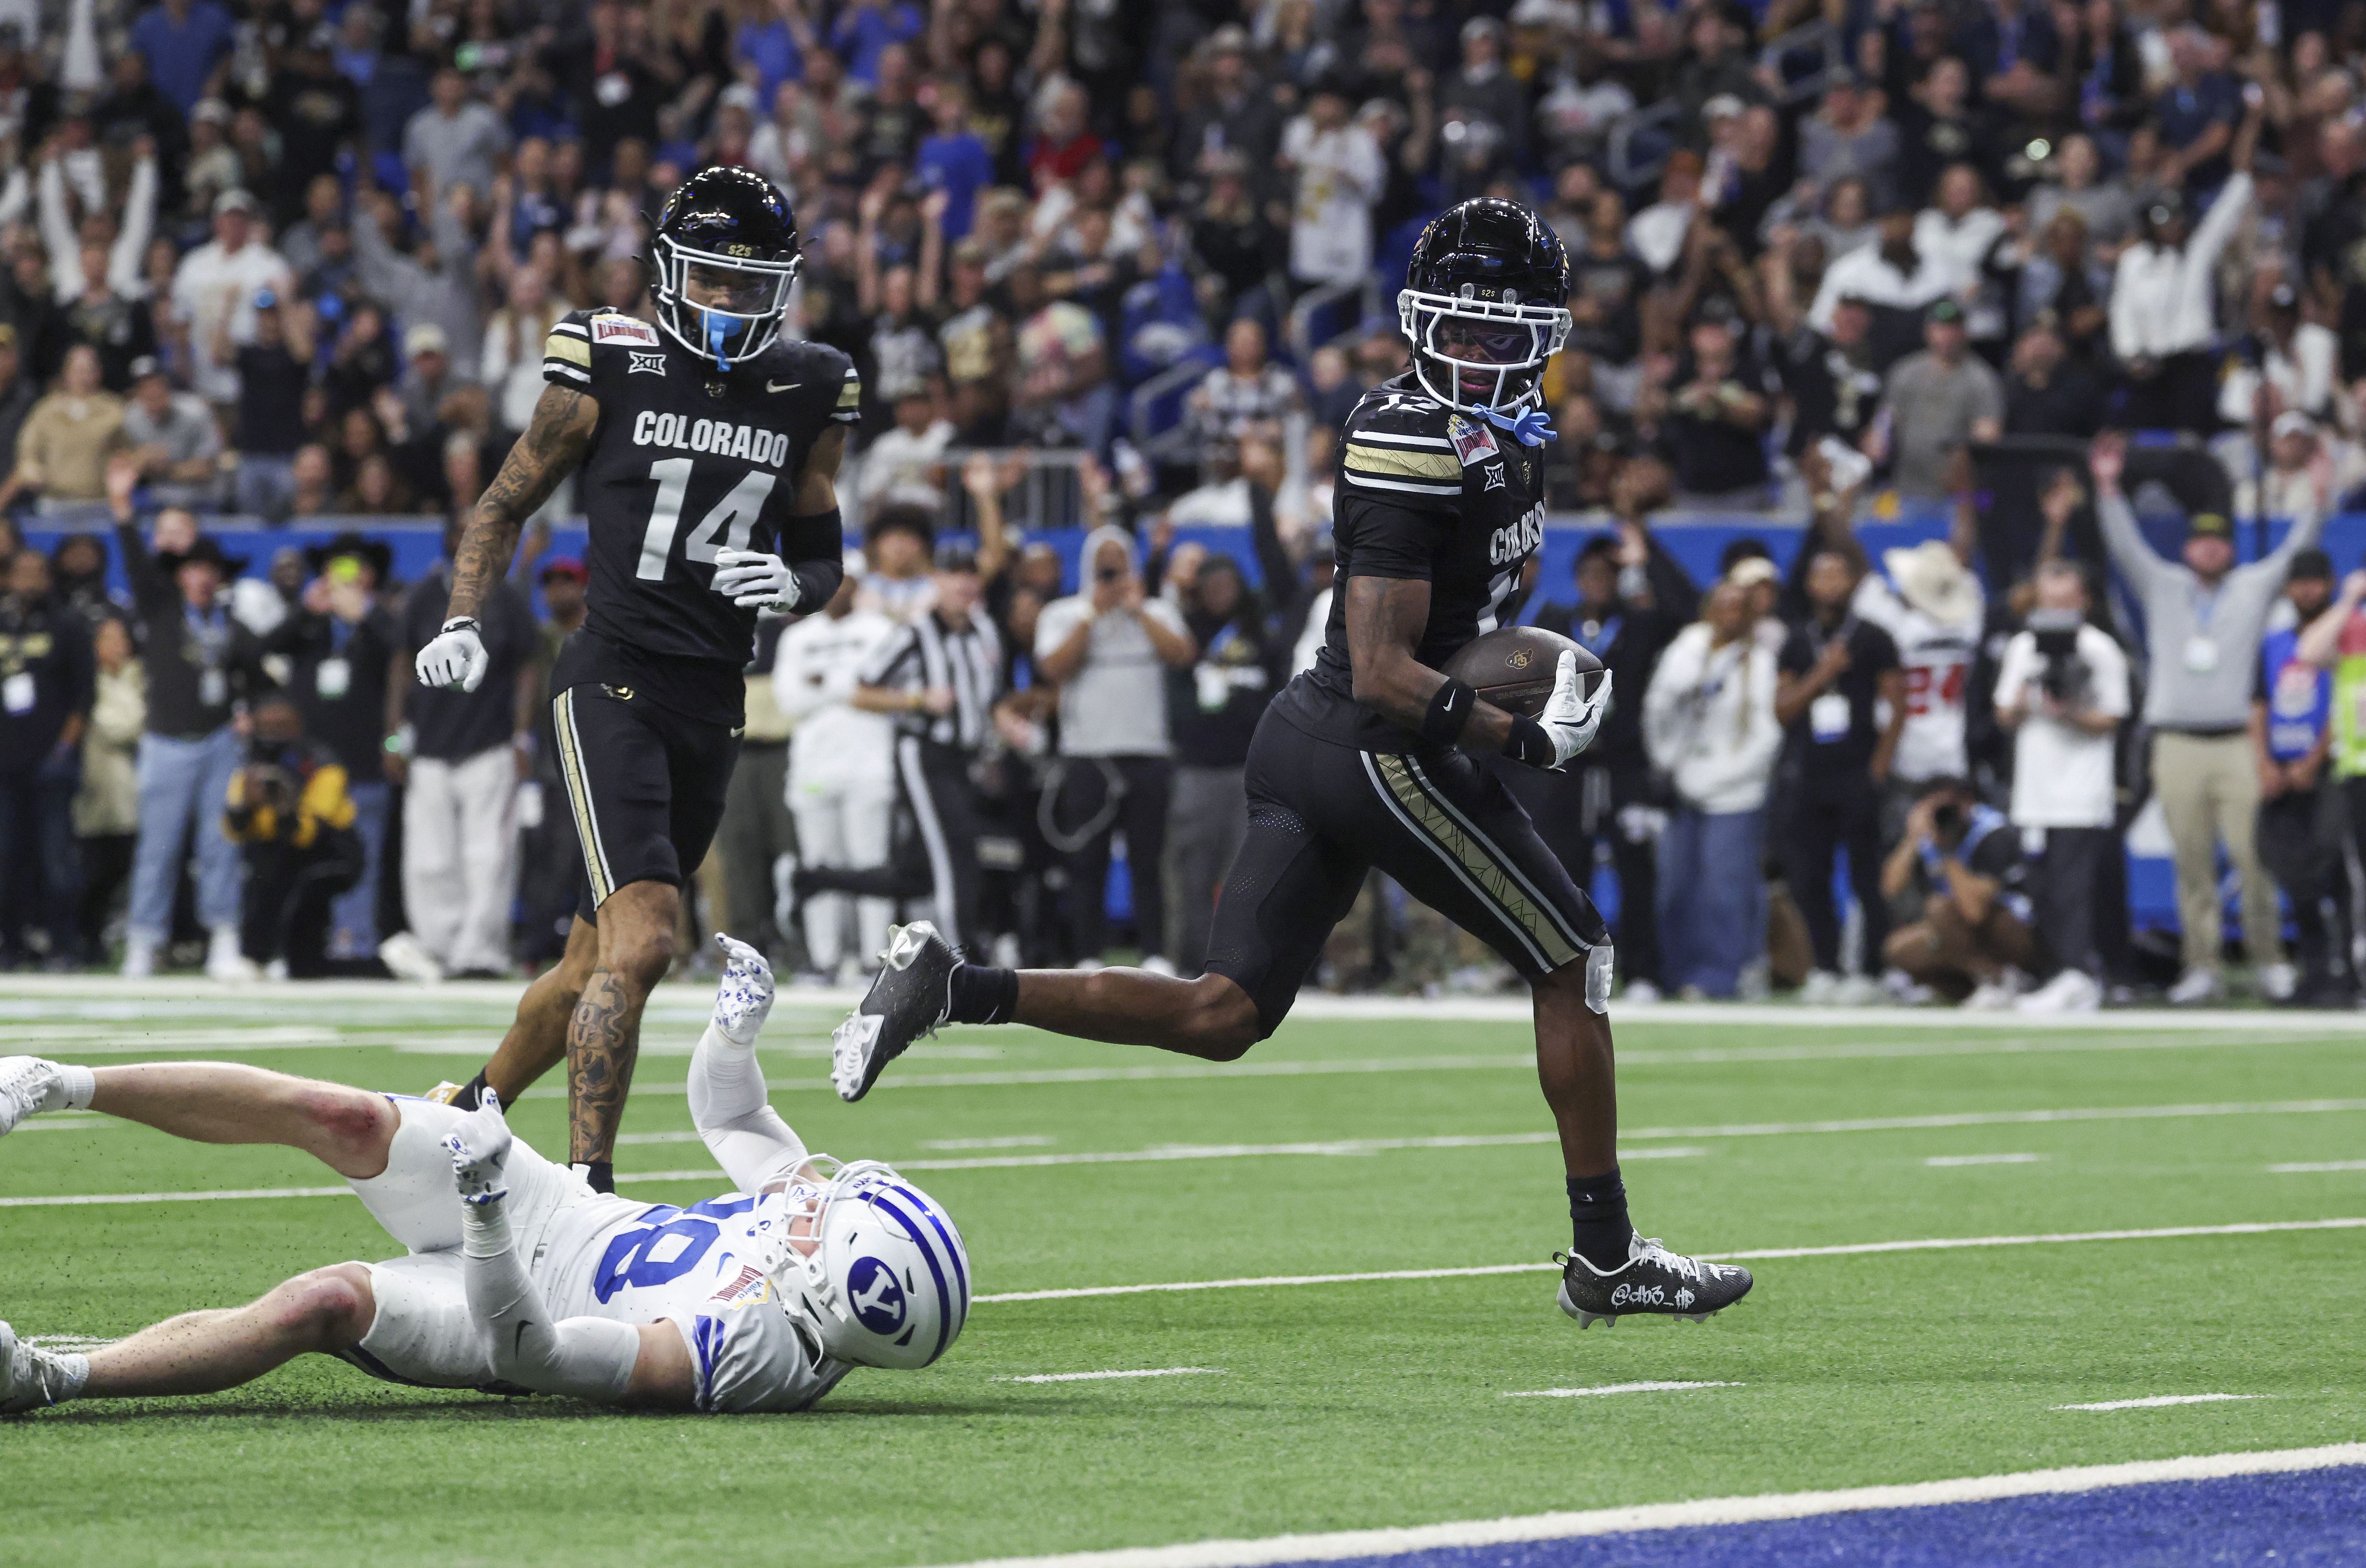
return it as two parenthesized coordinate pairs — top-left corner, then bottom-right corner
(830, 922), (957, 1102)
(1556, 1233), (1753, 1328)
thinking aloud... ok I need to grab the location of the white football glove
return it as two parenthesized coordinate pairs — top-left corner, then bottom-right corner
(445, 1090), (514, 1206)
(711, 549), (798, 612)
(415, 617), (490, 692)
(1537, 652), (1612, 770)
(711, 932), (777, 1046)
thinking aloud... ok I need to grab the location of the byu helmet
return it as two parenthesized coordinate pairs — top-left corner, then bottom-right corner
(772, 1159), (969, 1370)
(649, 166), (802, 371)
(1397, 197), (1572, 415)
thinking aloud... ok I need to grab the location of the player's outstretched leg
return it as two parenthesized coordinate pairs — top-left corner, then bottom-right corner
(0, 1056), (397, 1177)
(1529, 957), (1752, 1328)
(2, 1265), (377, 1412)
(829, 923), (1259, 1101)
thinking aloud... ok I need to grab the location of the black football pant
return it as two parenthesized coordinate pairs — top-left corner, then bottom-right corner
(1203, 712), (1606, 1039)
(1498, 761), (1662, 989)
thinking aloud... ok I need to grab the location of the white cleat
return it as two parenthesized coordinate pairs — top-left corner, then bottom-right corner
(0, 1056), (63, 1137)
(0, 1320), (83, 1412)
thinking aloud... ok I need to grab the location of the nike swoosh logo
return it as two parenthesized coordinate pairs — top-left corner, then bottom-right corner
(767, 380), (800, 393)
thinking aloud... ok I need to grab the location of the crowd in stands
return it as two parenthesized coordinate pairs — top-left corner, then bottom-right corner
(0, 0), (2360, 1006)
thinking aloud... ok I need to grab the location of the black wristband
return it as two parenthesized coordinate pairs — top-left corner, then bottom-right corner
(1421, 678), (1478, 745)
(439, 616), (481, 635)
(1502, 714), (1558, 768)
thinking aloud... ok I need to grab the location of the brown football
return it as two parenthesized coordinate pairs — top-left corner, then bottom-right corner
(1440, 626), (1604, 718)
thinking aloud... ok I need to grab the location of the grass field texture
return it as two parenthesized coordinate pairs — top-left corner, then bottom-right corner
(2, 984), (2362, 1568)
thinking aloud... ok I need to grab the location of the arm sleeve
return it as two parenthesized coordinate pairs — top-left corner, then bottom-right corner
(2190, 171), (2252, 268)
(2095, 490), (2171, 595)
(114, 521), (168, 614)
(2108, 254), (2143, 361)
(2257, 497), (2329, 573)
(108, 156), (156, 299)
(460, 1205), (640, 1402)
(36, 161), (82, 302)
(686, 1021), (810, 1194)
(775, 509), (844, 609)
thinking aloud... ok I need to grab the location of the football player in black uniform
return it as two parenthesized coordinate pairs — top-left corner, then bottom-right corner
(830, 199), (1752, 1328)
(413, 168), (852, 1192)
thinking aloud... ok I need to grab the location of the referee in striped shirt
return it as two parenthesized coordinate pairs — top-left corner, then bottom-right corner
(847, 543), (1004, 954)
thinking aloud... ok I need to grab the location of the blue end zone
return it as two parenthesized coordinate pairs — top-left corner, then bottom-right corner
(1295, 1466), (2366, 1568)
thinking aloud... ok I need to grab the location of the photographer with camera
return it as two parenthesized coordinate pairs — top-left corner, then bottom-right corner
(2094, 432), (2324, 1004)
(222, 691), (363, 981)
(1993, 560), (2131, 1014)
(1879, 777), (2037, 1008)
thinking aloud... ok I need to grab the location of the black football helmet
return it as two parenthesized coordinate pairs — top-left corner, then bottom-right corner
(1398, 197), (1571, 414)
(650, 166), (802, 371)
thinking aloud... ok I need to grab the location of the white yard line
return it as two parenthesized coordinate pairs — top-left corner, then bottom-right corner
(997, 1368), (1224, 1384)
(0, 1185), (352, 1207)
(1503, 1382), (1742, 1398)
(609, 1139), (1706, 1183)
(2057, 1394), (2266, 1411)
(2270, 1160), (2366, 1173)
(913, 1445), (2366, 1568)
(1925, 1153), (2044, 1167)
(968, 1217), (2366, 1303)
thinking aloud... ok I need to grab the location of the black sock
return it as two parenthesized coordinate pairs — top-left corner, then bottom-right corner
(1567, 1170), (1630, 1270)
(580, 1160), (614, 1195)
(454, 1070), (489, 1112)
(948, 962), (1019, 1025)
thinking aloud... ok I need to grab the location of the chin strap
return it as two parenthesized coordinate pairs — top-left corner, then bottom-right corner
(707, 312), (733, 372)
(1479, 402), (1557, 447)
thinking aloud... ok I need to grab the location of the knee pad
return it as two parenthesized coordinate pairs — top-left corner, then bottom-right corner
(1586, 944), (1615, 1015)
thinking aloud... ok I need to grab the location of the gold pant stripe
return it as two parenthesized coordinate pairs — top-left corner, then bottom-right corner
(1402, 754), (1593, 957)
(554, 688), (614, 907)
(1370, 753), (1576, 971)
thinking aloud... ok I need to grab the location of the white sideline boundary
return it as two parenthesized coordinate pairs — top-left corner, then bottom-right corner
(912, 1445), (2366, 1568)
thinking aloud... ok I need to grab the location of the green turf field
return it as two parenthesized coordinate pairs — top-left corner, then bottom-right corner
(4, 982), (2364, 1568)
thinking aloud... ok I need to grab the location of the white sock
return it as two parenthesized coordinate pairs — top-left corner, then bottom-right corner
(50, 1349), (89, 1403)
(42, 1063), (95, 1114)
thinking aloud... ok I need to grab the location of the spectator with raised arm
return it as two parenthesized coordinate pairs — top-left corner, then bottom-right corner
(2093, 432), (2322, 1004)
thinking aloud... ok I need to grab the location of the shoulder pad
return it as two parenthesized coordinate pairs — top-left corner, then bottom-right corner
(1340, 389), (1463, 500)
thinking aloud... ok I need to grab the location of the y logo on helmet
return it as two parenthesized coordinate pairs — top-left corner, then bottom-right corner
(846, 1256), (907, 1333)
(1488, 504), (1546, 566)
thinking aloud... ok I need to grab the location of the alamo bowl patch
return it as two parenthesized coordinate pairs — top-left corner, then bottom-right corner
(592, 314), (660, 346)
(1447, 414), (1501, 467)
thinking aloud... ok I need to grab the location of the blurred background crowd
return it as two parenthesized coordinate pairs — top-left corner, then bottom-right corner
(0, 0), (2363, 1007)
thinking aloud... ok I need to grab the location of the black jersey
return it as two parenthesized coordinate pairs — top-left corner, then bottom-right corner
(541, 308), (856, 724)
(1271, 373), (1548, 752)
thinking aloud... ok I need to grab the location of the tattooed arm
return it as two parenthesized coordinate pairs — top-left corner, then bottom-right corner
(1345, 574), (1519, 752)
(444, 383), (599, 623)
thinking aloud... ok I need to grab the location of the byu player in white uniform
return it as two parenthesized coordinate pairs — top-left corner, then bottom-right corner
(0, 939), (969, 1415)
(775, 563), (900, 980)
